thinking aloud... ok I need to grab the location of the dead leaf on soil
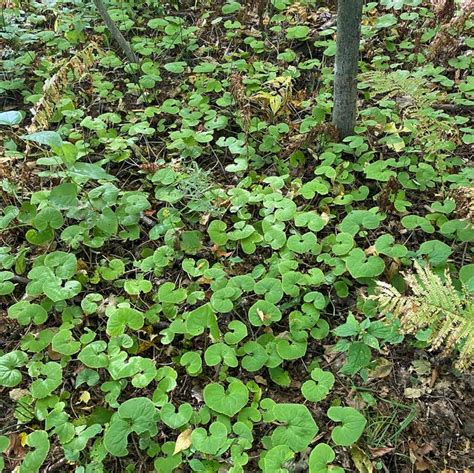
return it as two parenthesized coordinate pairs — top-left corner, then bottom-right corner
(368, 357), (393, 378)
(404, 387), (423, 399)
(350, 445), (373, 473)
(210, 244), (232, 258)
(408, 441), (434, 471)
(173, 428), (192, 455)
(9, 388), (29, 401)
(254, 375), (267, 385)
(369, 446), (395, 459)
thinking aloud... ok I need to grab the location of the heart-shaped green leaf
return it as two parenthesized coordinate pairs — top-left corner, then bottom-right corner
(327, 406), (367, 446)
(248, 300), (282, 327)
(308, 443), (343, 473)
(203, 380), (249, 417)
(301, 368), (335, 402)
(191, 421), (228, 455)
(0, 351), (28, 387)
(160, 402), (193, 429)
(345, 248), (385, 279)
(107, 307), (144, 336)
(269, 403), (318, 452)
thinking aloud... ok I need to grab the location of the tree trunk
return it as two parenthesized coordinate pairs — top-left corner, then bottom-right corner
(93, 0), (139, 64)
(332, 0), (363, 139)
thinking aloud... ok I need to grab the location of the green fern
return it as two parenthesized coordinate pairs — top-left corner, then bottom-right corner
(371, 262), (474, 371)
(359, 70), (442, 108)
(359, 70), (457, 161)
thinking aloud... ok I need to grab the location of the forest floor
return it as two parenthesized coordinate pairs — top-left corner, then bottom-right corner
(0, 0), (473, 472)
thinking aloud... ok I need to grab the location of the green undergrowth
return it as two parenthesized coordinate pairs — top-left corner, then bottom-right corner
(0, 0), (473, 471)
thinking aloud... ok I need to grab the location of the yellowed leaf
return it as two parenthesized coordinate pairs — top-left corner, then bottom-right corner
(173, 428), (192, 455)
(269, 95), (283, 115)
(18, 432), (28, 447)
(79, 391), (91, 404)
(350, 445), (373, 473)
(9, 388), (29, 401)
(383, 122), (398, 134)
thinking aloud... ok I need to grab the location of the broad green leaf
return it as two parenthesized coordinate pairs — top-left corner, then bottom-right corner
(160, 403), (193, 429)
(107, 307), (144, 336)
(20, 431), (50, 473)
(203, 380), (249, 417)
(248, 300), (282, 327)
(340, 342), (372, 375)
(104, 397), (159, 457)
(301, 369), (335, 402)
(191, 422), (228, 455)
(22, 131), (62, 148)
(345, 249), (385, 279)
(261, 445), (294, 472)
(0, 351), (28, 387)
(0, 110), (23, 126)
(270, 403), (318, 452)
(52, 329), (81, 355)
(327, 406), (367, 446)
(29, 361), (62, 398)
(309, 443), (343, 473)
(7, 301), (48, 326)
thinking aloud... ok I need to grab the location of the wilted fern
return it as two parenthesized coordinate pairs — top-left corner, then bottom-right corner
(371, 262), (473, 371)
(27, 42), (102, 134)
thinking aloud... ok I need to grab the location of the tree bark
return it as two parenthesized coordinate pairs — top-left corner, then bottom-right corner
(93, 0), (139, 64)
(332, 0), (363, 139)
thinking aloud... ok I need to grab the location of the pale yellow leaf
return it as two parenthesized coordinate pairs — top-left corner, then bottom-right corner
(173, 428), (193, 455)
(383, 122), (398, 134)
(79, 391), (91, 404)
(269, 95), (283, 115)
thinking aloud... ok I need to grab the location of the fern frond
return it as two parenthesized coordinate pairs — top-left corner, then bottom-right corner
(359, 70), (457, 161)
(370, 262), (474, 371)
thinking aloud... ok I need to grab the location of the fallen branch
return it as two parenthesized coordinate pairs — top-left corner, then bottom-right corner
(432, 103), (473, 113)
(93, 0), (139, 64)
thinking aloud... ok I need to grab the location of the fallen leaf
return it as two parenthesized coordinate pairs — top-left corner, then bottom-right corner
(256, 308), (268, 322)
(350, 445), (373, 473)
(429, 368), (438, 388)
(369, 446), (395, 459)
(18, 432), (28, 448)
(79, 391), (91, 404)
(369, 357), (393, 378)
(9, 388), (29, 401)
(408, 441), (434, 471)
(173, 428), (192, 455)
(199, 213), (210, 225)
(365, 245), (376, 256)
(211, 245), (232, 258)
(404, 387), (423, 399)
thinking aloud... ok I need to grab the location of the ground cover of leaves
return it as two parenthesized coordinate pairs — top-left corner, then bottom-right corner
(0, 0), (473, 472)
